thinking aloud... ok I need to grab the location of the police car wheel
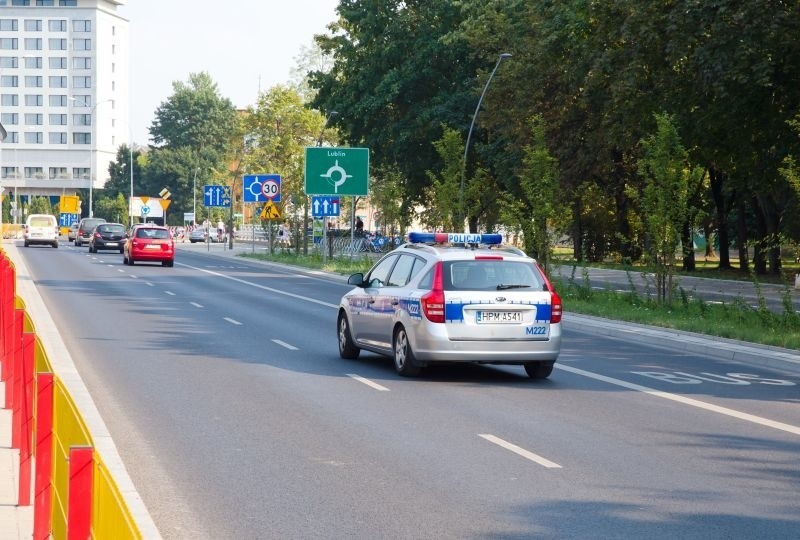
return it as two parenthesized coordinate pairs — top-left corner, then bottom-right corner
(393, 326), (421, 377)
(524, 361), (554, 379)
(338, 313), (360, 359)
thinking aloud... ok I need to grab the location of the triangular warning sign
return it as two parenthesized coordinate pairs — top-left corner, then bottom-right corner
(260, 201), (281, 219)
(159, 199), (172, 210)
(139, 196), (149, 205)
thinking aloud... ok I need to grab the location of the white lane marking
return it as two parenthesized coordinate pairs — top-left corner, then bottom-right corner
(165, 291), (176, 296)
(107, 264), (113, 268)
(178, 262), (338, 308)
(145, 282), (154, 287)
(224, 317), (242, 325)
(190, 302), (203, 308)
(347, 374), (390, 392)
(556, 364), (800, 436)
(479, 434), (562, 468)
(117, 269), (125, 273)
(272, 339), (298, 351)
(129, 275), (138, 279)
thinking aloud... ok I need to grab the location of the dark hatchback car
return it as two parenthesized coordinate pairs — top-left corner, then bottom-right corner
(75, 217), (107, 246)
(88, 223), (127, 253)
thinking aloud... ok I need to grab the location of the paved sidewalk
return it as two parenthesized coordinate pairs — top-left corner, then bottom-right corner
(0, 383), (33, 539)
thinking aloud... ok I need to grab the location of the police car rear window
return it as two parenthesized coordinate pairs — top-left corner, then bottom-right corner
(444, 261), (545, 291)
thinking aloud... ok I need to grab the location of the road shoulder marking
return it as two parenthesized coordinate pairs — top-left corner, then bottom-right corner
(556, 364), (800, 436)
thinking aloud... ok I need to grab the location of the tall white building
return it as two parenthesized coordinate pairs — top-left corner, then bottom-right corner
(0, 0), (128, 218)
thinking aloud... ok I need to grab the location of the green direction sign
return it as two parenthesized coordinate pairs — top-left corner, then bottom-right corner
(305, 147), (369, 196)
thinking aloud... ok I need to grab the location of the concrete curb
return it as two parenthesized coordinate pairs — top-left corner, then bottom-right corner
(565, 313), (800, 375)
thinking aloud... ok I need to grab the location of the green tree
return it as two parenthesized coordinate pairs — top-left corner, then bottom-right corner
(422, 127), (464, 232)
(104, 144), (144, 198)
(93, 193), (130, 224)
(27, 196), (53, 216)
(637, 114), (691, 305)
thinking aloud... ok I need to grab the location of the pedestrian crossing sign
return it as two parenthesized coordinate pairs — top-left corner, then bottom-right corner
(260, 201), (281, 219)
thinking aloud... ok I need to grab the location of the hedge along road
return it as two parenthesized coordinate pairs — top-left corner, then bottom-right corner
(10, 239), (800, 538)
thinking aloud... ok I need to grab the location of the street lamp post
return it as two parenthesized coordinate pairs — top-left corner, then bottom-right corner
(70, 97), (111, 218)
(192, 167), (199, 227)
(460, 52), (511, 232)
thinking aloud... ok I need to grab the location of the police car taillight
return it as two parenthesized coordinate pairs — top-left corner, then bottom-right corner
(421, 262), (445, 323)
(550, 291), (562, 323)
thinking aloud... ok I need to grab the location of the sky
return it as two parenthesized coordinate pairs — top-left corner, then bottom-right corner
(118, 0), (339, 145)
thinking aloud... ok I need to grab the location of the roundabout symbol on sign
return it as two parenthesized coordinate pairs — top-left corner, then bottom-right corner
(261, 179), (280, 199)
(320, 160), (353, 194)
(140, 205), (150, 216)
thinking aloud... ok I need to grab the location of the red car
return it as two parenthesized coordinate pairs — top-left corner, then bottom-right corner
(123, 225), (175, 267)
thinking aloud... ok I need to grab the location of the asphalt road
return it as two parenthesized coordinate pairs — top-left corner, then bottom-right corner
(14, 241), (800, 539)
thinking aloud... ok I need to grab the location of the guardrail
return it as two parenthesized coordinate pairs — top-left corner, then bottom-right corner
(0, 248), (157, 539)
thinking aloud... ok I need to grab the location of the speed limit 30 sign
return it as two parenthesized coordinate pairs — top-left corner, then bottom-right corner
(243, 174), (281, 203)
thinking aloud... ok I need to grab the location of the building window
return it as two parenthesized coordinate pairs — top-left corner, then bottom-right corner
(72, 20), (90, 32)
(72, 113), (90, 126)
(48, 113), (66, 125)
(72, 132), (90, 144)
(72, 38), (90, 51)
(49, 167), (68, 179)
(48, 76), (66, 88)
(23, 56), (41, 68)
(1, 112), (17, 125)
(71, 94), (90, 107)
(72, 167), (89, 180)
(2, 167), (20, 179)
(72, 56), (90, 69)
(36, 1), (55, 6)
(24, 38), (41, 50)
(59, 1), (77, 6)
(24, 167), (44, 178)
(24, 113), (42, 125)
(48, 94), (66, 107)
(0, 38), (18, 50)
(0, 56), (17, 68)
(48, 57), (66, 69)
(12, 2), (32, 6)
(48, 133), (67, 145)
(48, 38), (66, 50)
(0, 20), (18, 31)
(6, 132), (18, 143)
(48, 20), (66, 32)
(23, 19), (41, 32)
(1, 94), (18, 106)
(24, 75), (42, 88)
(0, 75), (18, 87)
(24, 132), (43, 144)
(72, 75), (90, 88)
(24, 94), (42, 106)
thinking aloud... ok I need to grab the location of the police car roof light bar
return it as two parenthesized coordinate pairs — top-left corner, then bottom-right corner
(408, 232), (502, 245)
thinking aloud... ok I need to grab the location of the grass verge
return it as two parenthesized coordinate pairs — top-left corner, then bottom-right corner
(241, 251), (800, 351)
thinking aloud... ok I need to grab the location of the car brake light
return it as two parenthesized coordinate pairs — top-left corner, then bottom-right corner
(421, 261), (445, 323)
(550, 291), (562, 323)
(474, 255), (503, 260)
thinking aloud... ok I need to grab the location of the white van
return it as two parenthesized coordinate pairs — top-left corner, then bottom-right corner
(24, 214), (59, 248)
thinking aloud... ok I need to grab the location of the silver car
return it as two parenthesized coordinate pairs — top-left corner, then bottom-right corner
(337, 232), (562, 378)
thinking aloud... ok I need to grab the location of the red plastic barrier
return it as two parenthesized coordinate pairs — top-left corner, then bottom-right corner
(9, 309), (22, 440)
(18, 332), (34, 506)
(33, 373), (54, 540)
(67, 446), (93, 540)
(0, 260), (14, 385)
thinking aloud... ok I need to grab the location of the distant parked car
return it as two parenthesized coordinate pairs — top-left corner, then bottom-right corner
(188, 228), (224, 243)
(123, 224), (175, 267)
(75, 217), (107, 247)
(89, 223), (127, 253)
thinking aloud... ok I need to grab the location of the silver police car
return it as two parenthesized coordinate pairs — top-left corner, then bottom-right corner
(337, 232), (562, 378)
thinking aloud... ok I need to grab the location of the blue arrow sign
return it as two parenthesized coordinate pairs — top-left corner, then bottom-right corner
(311, 196), (340, 217)
(59, 213), (79, 227)
(204, 185), (232, 207)
(243, 174), (281, 203)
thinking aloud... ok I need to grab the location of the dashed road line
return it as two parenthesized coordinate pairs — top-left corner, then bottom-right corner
(272, 339), (298, 351)
(479, 434), (562, 468)
(224, 317), (242, 325)
(165, 291), (176, 296)
(347, 374), (390, 391)
(190, 302), (203, 308)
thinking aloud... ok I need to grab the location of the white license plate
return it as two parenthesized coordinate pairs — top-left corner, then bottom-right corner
(145, 244), (160, 249)
(105, 242), (117, 247)
(476, 311), (523, 324)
